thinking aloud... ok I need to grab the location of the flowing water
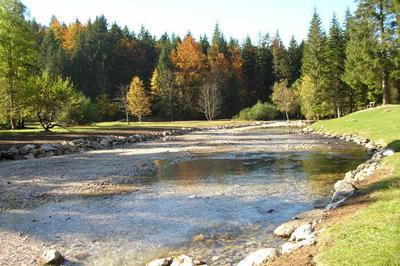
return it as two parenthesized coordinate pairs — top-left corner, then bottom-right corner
(0, 128), (369, 265)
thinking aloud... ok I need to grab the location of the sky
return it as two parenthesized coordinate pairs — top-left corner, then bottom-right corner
(22, 0), (357, 45)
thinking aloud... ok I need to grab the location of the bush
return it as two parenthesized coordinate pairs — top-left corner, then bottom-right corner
(58, 92), (99, 125)
(234, 101), (277, 120)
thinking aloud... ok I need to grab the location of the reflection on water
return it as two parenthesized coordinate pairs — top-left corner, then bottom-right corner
(0, 129), (369, 266)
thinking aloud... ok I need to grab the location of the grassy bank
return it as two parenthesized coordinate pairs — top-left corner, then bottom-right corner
(311, 105), (400, 265)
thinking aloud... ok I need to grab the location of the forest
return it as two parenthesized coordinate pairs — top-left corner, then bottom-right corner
(0, 0), (398, 130)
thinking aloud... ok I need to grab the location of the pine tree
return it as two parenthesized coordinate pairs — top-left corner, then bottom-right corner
(326, 14), (347, 117)
(38, 28), (67, 77)
(126, 76), (151, 121)
(343, 0), (398, 105)
(272, 32), (289, 82)
(255, 34), (274, 102)
(241, 36), (257, 106)
(300, 9), (332, 118)
(287, 36), (303, 85)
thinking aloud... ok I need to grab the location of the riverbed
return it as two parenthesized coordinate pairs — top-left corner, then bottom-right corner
(0, 126), (368, 265)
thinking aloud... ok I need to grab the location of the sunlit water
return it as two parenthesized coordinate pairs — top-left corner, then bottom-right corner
(0, 128), (368, 265)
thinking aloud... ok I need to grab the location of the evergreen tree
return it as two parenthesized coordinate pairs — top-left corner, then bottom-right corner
(300, 9), (332, 118)
(38, 28), (67, 77)
(272, 32), (289, 82)
(199, 34), (210, 55)
(287, 36), (303, 85)
(255, 34), (274, 101)
(343, 0), (398, 105)
(326, 14), (348, 117)
(241, 36), (257, 106)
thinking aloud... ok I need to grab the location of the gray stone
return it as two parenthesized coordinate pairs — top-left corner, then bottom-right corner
(40, 144), (57, 152)
(281, 237), (316, 254)
(273, 220), (304, 238)
(20, 144), (36, 155)
(7, 146), (19, 157)
(170, 254), (194, 266)
(147, 257), (172, 266)
(38, 249), (64, 265)
(289, 223), (314, 242)
(334, 180), (356, 192)
(383, 149), (395, 157)
(237, 248), (278, 266)
(99, 139), (110, 147)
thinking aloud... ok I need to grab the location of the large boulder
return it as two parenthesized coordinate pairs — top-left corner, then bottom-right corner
(20, 144), (36, 155)
(38, 250), (64, 265)
(237, 248), (278, 266)
(273, 220), (304, 238)
(7, 146), (19, 158)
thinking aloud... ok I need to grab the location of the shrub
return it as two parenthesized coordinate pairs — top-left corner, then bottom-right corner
(234, 101), (277, 120)
(58, 92), (99, 125)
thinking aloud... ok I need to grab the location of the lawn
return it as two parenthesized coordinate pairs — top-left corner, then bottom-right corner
(311, 105), (400, 265)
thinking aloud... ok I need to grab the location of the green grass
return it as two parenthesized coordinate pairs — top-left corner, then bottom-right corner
(311, 105), (400, 150)
(0, 120), (252, 136)
(312, 105), (400, 266)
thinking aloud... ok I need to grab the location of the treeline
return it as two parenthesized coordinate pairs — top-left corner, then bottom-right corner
(0, 0), (399, 130)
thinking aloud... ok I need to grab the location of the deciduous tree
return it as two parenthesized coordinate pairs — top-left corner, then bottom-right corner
(126, 76), (151, 121)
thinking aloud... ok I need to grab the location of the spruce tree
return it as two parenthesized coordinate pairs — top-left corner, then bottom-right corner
(326, 14), (347, 117)
(255, 34), (274, 101)
(287, 36), (303, 86)
(300, 9), (332, 118)
(343, 0), (398, 105)
(272, 32), (289, 82)
(241, 36), (257, 106)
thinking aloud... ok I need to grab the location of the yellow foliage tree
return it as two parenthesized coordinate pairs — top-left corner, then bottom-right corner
(126, 76), (151, 121)
(170, 35), (205, 113)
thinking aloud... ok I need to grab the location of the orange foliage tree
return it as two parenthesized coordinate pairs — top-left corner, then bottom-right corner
(170, 35), (206, 116)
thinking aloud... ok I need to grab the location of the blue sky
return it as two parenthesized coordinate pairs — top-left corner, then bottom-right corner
(22, 0), (356, 45)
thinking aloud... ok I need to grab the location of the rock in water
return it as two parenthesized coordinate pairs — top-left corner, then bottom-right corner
(38, 250), (64, 265)
(237, 248), (278, 266)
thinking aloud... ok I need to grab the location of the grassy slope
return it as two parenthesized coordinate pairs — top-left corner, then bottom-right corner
(312, 105), (400, 265)
(0, 120), (250, 136)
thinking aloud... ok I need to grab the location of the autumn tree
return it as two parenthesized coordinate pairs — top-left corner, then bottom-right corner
(126, 76), (151, 121)
(170, 35), (206, 117)
(271, 80), (298, 121)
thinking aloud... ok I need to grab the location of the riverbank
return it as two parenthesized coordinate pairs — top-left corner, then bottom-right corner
(0, 121), (362, 265)
(267, 105), (400, 265)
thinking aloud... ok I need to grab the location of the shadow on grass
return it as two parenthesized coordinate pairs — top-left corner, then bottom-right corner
(387, 140), (400, 152)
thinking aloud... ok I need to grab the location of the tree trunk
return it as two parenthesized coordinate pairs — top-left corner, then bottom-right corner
(285, 111), (289, 121)
(138, 115), (142, 122)
(125, 109), (130, 125)
(10, 117), (16, 130)
(382, 76), (390, 105)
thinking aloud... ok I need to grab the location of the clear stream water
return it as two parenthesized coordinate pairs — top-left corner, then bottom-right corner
(0, 128), (369, 265)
